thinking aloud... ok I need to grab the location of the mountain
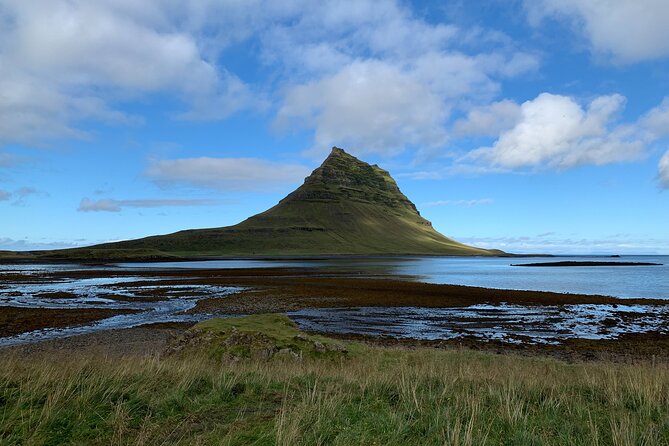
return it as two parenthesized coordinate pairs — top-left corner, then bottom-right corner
(6, 148), (502, 261)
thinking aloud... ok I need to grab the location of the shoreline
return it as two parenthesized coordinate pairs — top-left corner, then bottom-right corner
(513, 261), (663, 267)
(2, 318), (668, 364)
(0, 252), (557, 265)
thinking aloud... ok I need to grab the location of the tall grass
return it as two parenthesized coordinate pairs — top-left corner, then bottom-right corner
(1, 348), (667, 445)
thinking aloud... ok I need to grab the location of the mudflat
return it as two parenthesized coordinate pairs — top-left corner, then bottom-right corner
(0, 306), (139, 338)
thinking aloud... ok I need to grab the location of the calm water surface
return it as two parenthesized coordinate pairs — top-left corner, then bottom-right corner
(121, 255), (669, 299)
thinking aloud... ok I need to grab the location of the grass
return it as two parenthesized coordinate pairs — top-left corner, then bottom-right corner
(183, 314), (355, 362)
(1, 316), (668, 445)
(0, 248), (180, 262)
(195, 314), (351, 352)
(195, 314), (306, 338)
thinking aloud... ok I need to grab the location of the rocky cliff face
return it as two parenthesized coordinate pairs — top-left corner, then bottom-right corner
(282, 147), (420, 215)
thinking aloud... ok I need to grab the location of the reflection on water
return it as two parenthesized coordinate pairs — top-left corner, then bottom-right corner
(123, 255), (669, 299)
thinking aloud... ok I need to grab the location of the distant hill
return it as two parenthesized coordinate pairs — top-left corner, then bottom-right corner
(4, 148), (503, 261)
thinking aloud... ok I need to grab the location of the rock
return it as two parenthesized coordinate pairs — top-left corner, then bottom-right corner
(325, 343), (347, 353)
(312, 340), (347, 354)
(221, 352), (240, 363)
(276, 348), (302, 361)
(253, 347), (277, 361)
(224, 331), (254, 346)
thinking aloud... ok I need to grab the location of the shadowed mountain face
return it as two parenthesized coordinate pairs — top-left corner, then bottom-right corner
(10, 148), (501, 260)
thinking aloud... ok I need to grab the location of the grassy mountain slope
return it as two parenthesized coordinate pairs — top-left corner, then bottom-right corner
(5, 148), (501, 261)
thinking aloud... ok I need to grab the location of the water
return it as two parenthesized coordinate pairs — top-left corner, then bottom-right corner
(289, 304), (669, 345)
(123, 255), (669, 299)
(0, 268), (241, 346)
(376, 255), (669, 299)
(1, 255), (668, 346)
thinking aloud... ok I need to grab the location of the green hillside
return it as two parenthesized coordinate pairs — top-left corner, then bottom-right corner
(5, 148), (501, 261)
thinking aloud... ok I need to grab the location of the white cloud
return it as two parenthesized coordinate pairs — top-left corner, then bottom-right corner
(459, 234), (669, 255)
(526, 0), (669, 63)
(456, 93), (669, 182)
(260, 0), (460, 75)
(12, 187), (39, 205)
(453, 100), (521, 137)
(276, 52), (537, 157)
(277, 61), (448, 156)
(470, 93), (645, 169)
(0, 0), (540, 154)
(267, 0), (537, 157)
(14, 187), (38, 197)
(659, 150), (669, 189)
(0, 0), (263, 145)
(398, 163), (510, 180)
(640, 98), (669, 138)
(146, 157), (310, 191)
(424, 198), (494, 207)
(0, 237), (89, 251)
(78, 198), (220, 212)
(0, 186), (40, 205)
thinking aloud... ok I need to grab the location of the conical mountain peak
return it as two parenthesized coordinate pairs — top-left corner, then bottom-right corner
(283, 147), (416, 213)
(325, 147), (389, 180)
(305, 147), (393, 187)
(55, 147), (499, 259)
(328, 146), (348, 156)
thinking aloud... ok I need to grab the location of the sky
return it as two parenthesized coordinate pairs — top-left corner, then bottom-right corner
(1, 0), (668, 255)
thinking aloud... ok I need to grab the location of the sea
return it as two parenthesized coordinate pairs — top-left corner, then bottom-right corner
(117, 254), (669, 299)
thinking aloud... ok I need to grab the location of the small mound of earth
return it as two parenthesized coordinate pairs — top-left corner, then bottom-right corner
(164, 314), (348, 362)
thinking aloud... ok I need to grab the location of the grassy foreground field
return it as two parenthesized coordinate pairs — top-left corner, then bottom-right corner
(1, 316), (668, 445)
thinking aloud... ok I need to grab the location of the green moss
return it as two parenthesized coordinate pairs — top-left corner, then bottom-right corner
(179, 314), (352, 361)
(195, 314), (300, 339)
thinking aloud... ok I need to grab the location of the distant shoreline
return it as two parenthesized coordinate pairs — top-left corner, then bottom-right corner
(5, 251), (667, 266)
(0, 252), (553, 265)
(513, 261), (663, 267)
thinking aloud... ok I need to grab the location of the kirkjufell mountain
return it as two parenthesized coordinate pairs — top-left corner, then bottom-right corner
(2, 148), (502, 261)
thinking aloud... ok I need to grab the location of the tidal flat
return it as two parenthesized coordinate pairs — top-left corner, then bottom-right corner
(1, 264), (668, 361)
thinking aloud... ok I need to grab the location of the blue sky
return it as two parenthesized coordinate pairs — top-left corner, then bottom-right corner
(1, 0), (668, 254)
